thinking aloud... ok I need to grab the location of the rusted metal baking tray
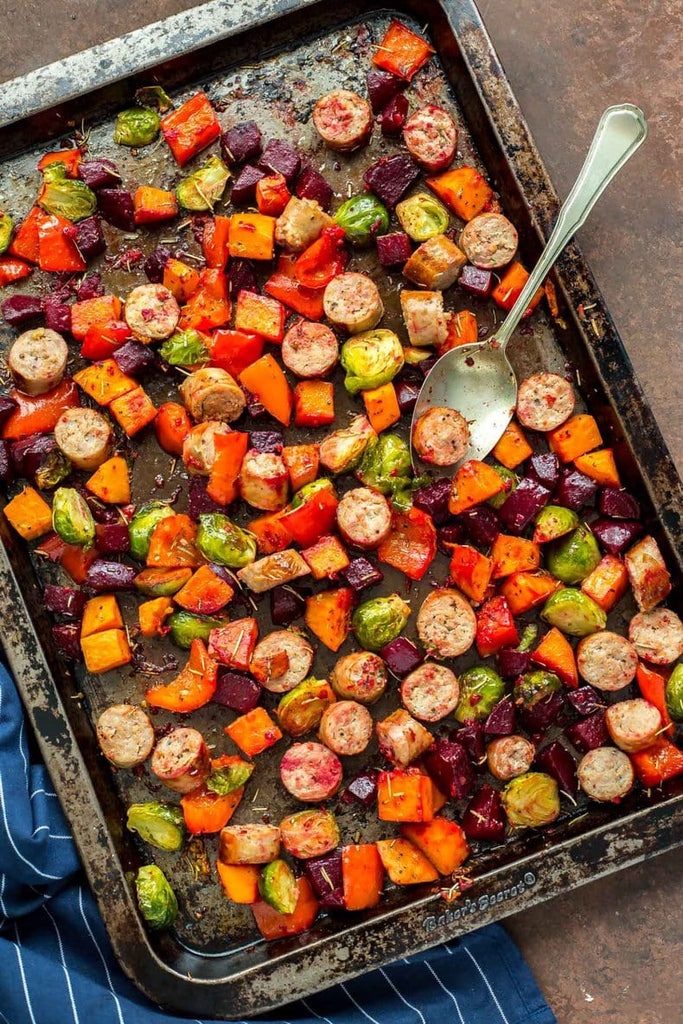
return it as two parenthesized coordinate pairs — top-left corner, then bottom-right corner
(0, 0), (681, 1017)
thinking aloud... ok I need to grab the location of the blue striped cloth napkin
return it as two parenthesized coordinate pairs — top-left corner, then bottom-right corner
(0, 663), (555, 1024)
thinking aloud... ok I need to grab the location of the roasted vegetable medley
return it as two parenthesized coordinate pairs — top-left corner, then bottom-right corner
(1, 18), (681, 943)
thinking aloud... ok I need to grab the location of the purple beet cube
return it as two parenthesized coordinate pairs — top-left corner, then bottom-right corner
(43, 585), (86, 619)
(259, 139), (301, 183)
(459, 264), (493, 298)
(395, 379), (421, 414)
(519, 691), (564, 734)
(64, 215), (106, 260)
(248, 431), (284, 454)
(304, 851), (344, 909)
(366, 68), (406, 113)
(10, 433), (57, 481)
(97, 190), (135, 232)
(231, 164), (266, 205)
(0, 295), (44, 326)
(270, 585), (306, 626)
(412, 477), (452, 525)
(590, 518), (643, 554)
(85, 560), (137, 592)
(567, 686), (605, 717)
(484, 697), (516, 736)
(437, 522), (465, 556)
(498, 477), (551, 534)
(188, 477), (225, 520)
(78, 158), (121, 189)
(597, 487), (641, 520)
(76, 272), (104, 301)
(528, 452), (561, 490)
(294, 166), (333, 211)
(213, 669), (261, 712)
(380, 636), (423, 677)
(535, 740), (578, 797)
(144, 246), (172, 284)
(554, 468), (598, 510)
(462, 785), (506, 842)
(379, 93), (409, 136)
(112, 340), (155, 377)
(376, 230), (412, 268)
(95, 524), (131, 554)
(44, 295), (72, 333)
(340, 557), (383, 592)
(497, 647), (531, 680)
(423, 739), (475, 800)
(418, 354), (439, 377)
(226, 258), (257, 298)
(460, 505), (501, 548)
(341, 768), (380, 807)
(0, 441), (14, 486)
(0, 396), (17, 428)
(364, 153), (420, 208)
(52, 623), (82, 660)
(565, 710), (609, 752)
(452, 720), (486, 766)
(221, 121), (262, 165)
(245, 393), (267, 418)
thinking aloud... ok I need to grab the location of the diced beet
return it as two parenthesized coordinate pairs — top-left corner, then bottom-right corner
(248, 431), (284, 455)
(221, 121), (263, 165)
(97, 190), (135, 232)
(437, 522), (465, 556)
(188, 477), (225, 520)
(78, 158), (121, 189)
(1, 294), (44, 326)
(567, 686), (605, 717)
(0, 396), (18, 428)
(304, 851), (344, 909)
(95, 524), (131, 554)
(76, 272), (103, 301)
(0, 441), (13, 486)
(86, 497), (120, 524)
(70, 215), (106, 260)
(144, 246), (173, 284)
(379, 93), (409, 136)
(452, 720), (486, 766)
(85, 560), (137, 592)
(497, 647), (531, 680)
(43, 295), (72, 334)
(376, 231), (412, 268)
(535, 740), (578, 797)
(565, 710), (608, 752)
(245, 393), (267, 419)
(412, 478), (452, 525)
(364, 153), (420, 208)
(459, 264), (493, 298)
(366, 68), (406, 112)
(341, 768), (380, 807)
(519, 691), (563, 734)
(598, 487), (641, 520)
(423, 739), (475, 800)
(380, 636), (423, 677)
(418, 354), (439, 377)
(498, 477), (551, 534)
(589, 517), (643, 555)
(554, 468), (598, 511)
(259, 139), (301, 184)
(10, 434), (57, 481)
(340, 556), (383, 592)
(43, 584), (86, 619)
(212, 669), (261, 712)
(112, 339), (155, 377)
(226, 258), (257, 299)
(231, 164), (266, 205)
(394, 379), (421, 414)
(52, 622), (82, 661)
(294, 166), (333, 212)
(484, 697), (516, 736)
(269, 584), (306, 626)
(461, 785), (506, 842)
(528, 452), (561, 490)
(460, 505), (501, 548)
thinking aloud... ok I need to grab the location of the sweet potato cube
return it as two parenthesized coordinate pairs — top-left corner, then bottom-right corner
(573, 449), (621, 488)
(448, 545), (493, 604)
(85, 455), (131, 505)
(81, 595), (124, 638)
(173, 564), (234, 614)
(304, 587), (353, 651)
(234, 290), (285, 342)
(163, 257), (201, 303)
(225, 706), (282, 757)
(378, 769), (434, 822)
(342, 844), (384, 911)
(3, 486), (52, 540)
(448, 460), (506, 514)
(530, 626), (578, 688)
(492, 420), (533, 470)
(109, 387), (157, 437)
(80, 627), (132, 674)
(375, 837), (439, 885)
(70, 295), (122, 342)
(229, 213), (276, 261)
(362, 382), (401, 433)
(247, 511), (292, 555)
(581, 554), (628, 613)
(302, 535), (350, 580)
(400, 817), (470, 876)
(138, 596), (173, 638)
(293, 381), (335, 427)
(499, 570), (562, 616)
(426, 166), (493, 221)
(491, 534), (541, 578)
(548, 415), (602, 463)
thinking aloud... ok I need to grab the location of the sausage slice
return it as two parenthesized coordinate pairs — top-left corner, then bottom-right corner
(624, 535), (672, 612)
(181, 367), (246, 424)
(412, 407), (470, 466)
(403, 105), (458, 173)
(376, 708), (433, 767)
(336, 487), (392, 550)
(151, 727), (210, 794)
(313, 90), (373, 152)
(237, 549), (310, 593)
(417, 588), (477, 658)
(279, 809), (339, 859)
(628, 607), (683, 665)
(239, 450), (289, 511)
(8, 328), (68, 395)
(577, 746), (635, 802)
(487, 735), (535, 780)
(329, 651), (388, 704)
(605, 698), (662, 753)
(96, 704), (155, 768)
(460, 213), (518, 270)
(323, 273), (384, 334)
(318, 700), (373, 756)
(124, 284), (180, 342)
(282, 321), (339, 378)
(516, 372), (575, 432)
(576, 631), (638, 691)
(280, 741), (343, 802)
(400, 663), (459, 722)
(275, 197), (333, 253)
(219, 823), (282, 864)
(250, 630), (314, 693)
(54, 407), (113, 471)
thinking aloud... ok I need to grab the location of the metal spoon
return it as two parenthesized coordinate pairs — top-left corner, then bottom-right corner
(410, 103), (648, 471)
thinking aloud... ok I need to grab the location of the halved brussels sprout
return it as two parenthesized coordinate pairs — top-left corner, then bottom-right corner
(35, 451), (71, 490)
(52, 487), (95, 547)
(134, 85), (173, 113)
(280, 809), (340, 858)
(277, 678), (335, 737)
(534, 505), (579, 544)
(334, 194), (390, 247)
(113, 107), (160, 146)
(403, 346), (434, 366)
(160, 329), (210, 367)
(38, 165), (97, 223)
(396, 192), (449, 242)
(352, 594), (411, 652)
(541, 588), (606, 637)
(0, 210), (13, 254)
(487, 463), (519, 509)
(134, 567), (193, 597)
(290, 477), (336, 510)
(455, 665), (505, 723)
(319, 415), (376, 474)
(357, 434), (414, 508)
(126, 802), (186, 851)
(341, 329), (404, 395)
(167, 609), (226, 649)
(665, 664), (683, 722)
(206, 761), (255, 795)
(129, 501), (175, 562)
(135, 864), (178, 930)
(514, 670), (562, 708)
(501, 772), (560, 828)
(546, 525), (601, 584)
(196, 513), (257, 568)
(176, 156), (230, 211)
(258, 859), (298, 914)
(516, 624), (539, 653)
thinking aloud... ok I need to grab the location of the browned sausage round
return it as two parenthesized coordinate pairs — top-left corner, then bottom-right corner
(460, 213), (518, 270)
(279, 808), (340, 859)
(329, 651), (388, 704)
(124, 284), (180, 342)
(281, 321), (339, 379)
(318, 700), (373, 756)
(402, 105), (458, 173)
(576, 631), (638, 692)
(487, 735), (535, 780)
(8, 328), (68, 395)
(516, 372), (575, 432)
(624, 535), (672, 612)
(151, 727), (210, 794)
(323, 273), (384, 333)
(605, 698), (662, 753)
(275, 197), (333, 253)
(628, 607), (683, 665)
(54, 407), (113, 471)
(181, 367), (246, 423)
(412, 407), (470, 466)
(416, 588), (477, 658)
(219, 823), (282, 864)
(336, 487), (392, 550)
(577, 746), (635, 803)
(400, 663), (460, 722)
(313, 90), (373, 152)
(250, 630), (314, 693)
(238, 450), (289, 511)
(237, 549), (311, 593)
(181, 421), (232, 475)
(279, 741), (343, 802)
(96, 704), (155, 768)
(375, 708), (433, 767)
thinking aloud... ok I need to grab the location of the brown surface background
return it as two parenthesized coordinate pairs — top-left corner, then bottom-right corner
(0, 1), (680, 1020)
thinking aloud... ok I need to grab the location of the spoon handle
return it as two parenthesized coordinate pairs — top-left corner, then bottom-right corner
(496, 104), (647, 349)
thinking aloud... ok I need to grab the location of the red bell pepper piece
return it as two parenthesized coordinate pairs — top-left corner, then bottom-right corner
(264, 255), (326, 321)
(0, 256), (33, 286)
(146, 639), (218, 712)
(38, 149), (82, 178)
(630, 737), (683, 788)
(160, 92), (221, 165)
(38, 213), (86, 273)
(207, 431), (249, 505)
(531, 626), (579, 688)
(60, 543), (99, 584)
(636, 662), (675, 738)
(155, 401), (192, 456)
(255, 174), (291, 217)
(8, 207), (46, 264)
(293, 381), (335, 427)
(251, 877), (319, 939)
(1, 381), (80, 440)
(35, 533), (66, 562)
(208, 618), (259, 671)
(133, 186), (179, 224)
(372, 19), (435, 81)
(280, 487), (339, 548)
(202, 215), (232, 269)
(293, 226), (348, 289)
(377, 507), (437, 581)
(80, 320), (130, 360)
(181, 784), (243, 835)
(210, 329), (264, 378)
(178, 268), (231, 331)
(476, 596), (519, 658)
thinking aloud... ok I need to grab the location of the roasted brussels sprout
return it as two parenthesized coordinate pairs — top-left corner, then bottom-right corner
(516, 624), (539, 652)
(52, 487), (95, 547)
(167, 609), (226, 649)
(134, 85), (173, 113)
(176, 156), (230, 211)
(357, 434), (414, 509)
(501, 772), (560, 828)
(396, 192), (449, 242)
(135, 864), (178, 930)
(35, 451), (71, 490)
(533, 505), (579, 544)
(352, 594), (411, 652)
(38, 164), (97, 223)
(160, 329), (210, 367)
(487, 463), (519, 510)
(280, 809), (340, 858)
(541, 588), (606, 637)
(454, 665), (506, 723)
(206, 760), (255, 795)
(126, 802), (185, 851)
(196, 512), (257, 568)
(113, 107), (160, 146)
(258, 859), (298, 914)
(0, 210), (13, 254)
(514, 670), (562, 708)
(341, 329), (404, 395)
(546, 525), (601, 584)
(319, 415), (376, 474)
(129, 501), (175, 561)
(277, 678), (335, 737)
(334, 194), (390, 247)
(290, 477), (336, 510)
(665, 664), (683, 721)
(403, 346), (433, 366)
(134, 567), (192, 597)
